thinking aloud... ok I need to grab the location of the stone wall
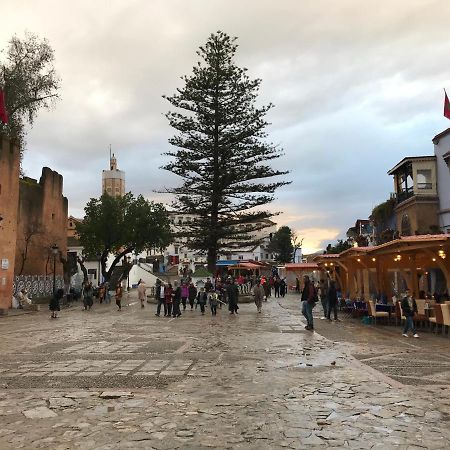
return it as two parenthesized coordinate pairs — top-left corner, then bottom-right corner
(15, 168), (68, 277)
(0, 135), (20, 311)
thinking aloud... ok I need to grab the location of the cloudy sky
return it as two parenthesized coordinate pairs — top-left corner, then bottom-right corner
(2, 0), (450, 253)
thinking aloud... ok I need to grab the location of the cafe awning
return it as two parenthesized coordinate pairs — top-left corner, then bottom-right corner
(229, 262), (262, 270)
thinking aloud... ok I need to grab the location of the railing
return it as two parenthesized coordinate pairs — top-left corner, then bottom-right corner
(396, 187), (414, 204)
(14, 275), (64, 297)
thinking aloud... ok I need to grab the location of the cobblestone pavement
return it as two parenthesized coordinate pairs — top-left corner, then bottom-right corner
(0, 293), (449, 449)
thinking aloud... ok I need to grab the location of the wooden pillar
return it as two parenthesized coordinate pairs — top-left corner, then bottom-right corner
(363, 269), (370, 300)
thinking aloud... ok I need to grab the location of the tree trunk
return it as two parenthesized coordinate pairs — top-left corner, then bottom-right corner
(77, 257), (88, 284)
(207, 248), (217, 275)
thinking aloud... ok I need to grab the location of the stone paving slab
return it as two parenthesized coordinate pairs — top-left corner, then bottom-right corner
(0, 293), (448, 449)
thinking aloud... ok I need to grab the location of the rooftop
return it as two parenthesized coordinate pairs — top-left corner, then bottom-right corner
(387, 156), (436, 175)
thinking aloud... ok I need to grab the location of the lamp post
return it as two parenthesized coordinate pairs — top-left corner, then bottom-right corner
(51, 244), (59, 295)
(127, 255), (131, 291)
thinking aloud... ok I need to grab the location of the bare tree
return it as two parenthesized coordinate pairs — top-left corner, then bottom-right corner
(17, 221), (42, 275)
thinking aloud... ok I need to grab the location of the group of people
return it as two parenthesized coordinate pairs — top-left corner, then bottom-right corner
(300, 275), (340, 331)
(154, 277), (240, 317)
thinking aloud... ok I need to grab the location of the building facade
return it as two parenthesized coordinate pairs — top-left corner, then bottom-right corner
(432, 128), (450, 232)
(388, 156), (439, 235)
(0, 134), (67, 310)
(102, 153), (125, 197)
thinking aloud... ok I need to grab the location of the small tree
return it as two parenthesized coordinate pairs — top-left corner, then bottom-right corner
(268, 226), (295, 263)
(0, 32), (60, 163)
(76, 193), (172, 282)
(162, 31), (290, 272)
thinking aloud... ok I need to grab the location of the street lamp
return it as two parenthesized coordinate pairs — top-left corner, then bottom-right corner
(51, 244), (59, 295)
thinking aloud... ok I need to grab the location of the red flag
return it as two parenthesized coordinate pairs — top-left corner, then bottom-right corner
(444, 90), (450, 120)
(0, 88), (8, 125)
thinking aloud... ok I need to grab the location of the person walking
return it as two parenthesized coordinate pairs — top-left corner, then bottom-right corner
(104, 281), (112, 304)
(137, 279), (147, 308)
(205, 277), (213, 293)
(115, 283), (123, 311)
(172, 281), (182, 317)
(274, 277), (280, 298)
(319, 279), (328, 320)
(295, 277), (300, 293)
(98, 284), (105, 304)
(50, 288), (63, 319)
(401, 289), (419, 338)
(155, 281), (166, 316)
(227, 278), (239, 315)
(181, 281), (189, 311)
(326, 280), (339, 322)
(164, 282), (173, 317)
(301, 275), (316, 331)
(188, 282), (197, 310)
(253, 282), (265, 313)
(280, 278), (287, 298)
(82, 282), (94, 311)
(196, 287), (207, 314)
(262, 278), (270, 300)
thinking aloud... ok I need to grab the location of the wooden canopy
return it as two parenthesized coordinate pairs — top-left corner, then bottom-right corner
(314, 235), (450, 300)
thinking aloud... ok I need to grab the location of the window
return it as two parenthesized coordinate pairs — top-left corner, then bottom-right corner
(88, 268), (97, 280)
(238, 255), (244, 260)
(255, 256), (259, 261)
(417, 169), (432, 189)
(174, 246), (179, 255)
(265, 253), (269, 259)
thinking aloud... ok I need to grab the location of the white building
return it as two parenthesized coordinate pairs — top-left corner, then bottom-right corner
(160, 213), (278, 274)
(432, 128), (450, 232)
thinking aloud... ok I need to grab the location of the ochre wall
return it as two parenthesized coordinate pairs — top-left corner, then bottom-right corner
(15, 168), (68, 276)
(395, 197), (439, 235)
(0, 135), (20, 311)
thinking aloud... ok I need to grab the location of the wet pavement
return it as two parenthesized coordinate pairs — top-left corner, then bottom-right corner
(0, 292), (449, 449)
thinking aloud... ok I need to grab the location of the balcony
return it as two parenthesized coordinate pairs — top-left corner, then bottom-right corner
(396, 186), (414, 204)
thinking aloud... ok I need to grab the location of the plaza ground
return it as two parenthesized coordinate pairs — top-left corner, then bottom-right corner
(0, 293), (449, 449)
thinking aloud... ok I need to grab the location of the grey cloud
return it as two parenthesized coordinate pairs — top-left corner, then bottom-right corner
(4, 0), (450, 252)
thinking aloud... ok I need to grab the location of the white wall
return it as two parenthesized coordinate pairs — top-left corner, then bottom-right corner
(435, 133), (450, 230)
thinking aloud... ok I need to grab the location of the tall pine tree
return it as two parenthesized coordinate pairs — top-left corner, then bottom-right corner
(162, 31), (290, 271)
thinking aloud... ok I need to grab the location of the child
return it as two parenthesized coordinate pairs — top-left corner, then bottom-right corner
(196, 287), (207, 315)
(116, 284), (123, 311)
(209, 290), (219, 316)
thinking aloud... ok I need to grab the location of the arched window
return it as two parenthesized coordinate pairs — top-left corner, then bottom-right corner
(401, 214), (411, 236)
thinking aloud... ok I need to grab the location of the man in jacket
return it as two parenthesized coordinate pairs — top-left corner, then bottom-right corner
(401, 288), (419, 338)
(301, 275), (316, 331)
